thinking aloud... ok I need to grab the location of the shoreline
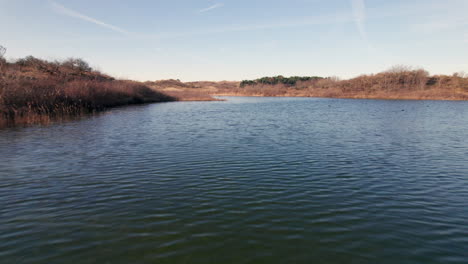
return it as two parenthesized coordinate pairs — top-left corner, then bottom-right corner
(2, 56), (467, 128)
(210, 93), (468, 101)
(1, 91), (466, 129)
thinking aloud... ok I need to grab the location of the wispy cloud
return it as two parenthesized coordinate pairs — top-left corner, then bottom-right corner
(50, 0), (129, 34)
(199, 3), (224, 13)
(350, 0), (367, 41)
(148, 12), (353, 39)
(143, 2), (422, 41)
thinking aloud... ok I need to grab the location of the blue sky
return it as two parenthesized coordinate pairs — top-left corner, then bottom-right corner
(1, 0), (467, 81)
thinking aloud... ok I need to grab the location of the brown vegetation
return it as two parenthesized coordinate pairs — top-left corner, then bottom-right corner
(1, 46), (466, 129)
(0, 55), (175, 128)
(173, 66), (468, 100)
(144, 79), (234, 101)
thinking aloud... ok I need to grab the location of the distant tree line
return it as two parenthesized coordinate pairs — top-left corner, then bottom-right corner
(240, 75), (324, 87)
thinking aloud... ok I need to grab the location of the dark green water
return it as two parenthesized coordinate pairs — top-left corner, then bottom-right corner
(1, 97), (467, 263)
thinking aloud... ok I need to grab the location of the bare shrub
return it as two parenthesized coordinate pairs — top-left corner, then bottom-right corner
(61, 58), (92, 72)
(386, 65), (414, 73)
(15, 56), (45, 67)
(0, 45), (6, 72)
(453, 71), (467, 78)
(0, 45), (5, 59)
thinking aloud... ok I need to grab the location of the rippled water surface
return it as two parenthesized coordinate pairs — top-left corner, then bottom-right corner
(1, 97), (467, 263)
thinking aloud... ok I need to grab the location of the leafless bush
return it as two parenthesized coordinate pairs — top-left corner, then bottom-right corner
(0, 45), (6, 70)
(386, 65), (414, 73)
(61, 58), (92, 72)
(0, 45), (5, 58)
(453, 71), (467, 78)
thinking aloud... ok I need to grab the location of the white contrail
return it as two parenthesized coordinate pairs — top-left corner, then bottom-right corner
(148, 12), (353, 39)
(199, 3), (224, 13)
(50, 1), (129, 34)
(351, 0), (367, 41)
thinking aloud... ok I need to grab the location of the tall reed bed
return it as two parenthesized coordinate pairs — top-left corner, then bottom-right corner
(0, 57), (176, 128)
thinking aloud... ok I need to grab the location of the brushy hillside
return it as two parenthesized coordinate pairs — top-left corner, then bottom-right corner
(0, 56), (175, 128)
(218, 67), (468, 100)
(146, 67), (468, 100)
(145, 79), (237, 101)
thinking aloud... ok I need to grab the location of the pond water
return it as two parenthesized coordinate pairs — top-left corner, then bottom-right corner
(1, 97), (467, 263)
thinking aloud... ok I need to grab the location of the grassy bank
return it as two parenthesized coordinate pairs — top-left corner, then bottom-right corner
(0, 56), (176, 128)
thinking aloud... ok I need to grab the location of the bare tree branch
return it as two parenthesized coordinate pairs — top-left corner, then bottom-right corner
(0, 45), (6, 58)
